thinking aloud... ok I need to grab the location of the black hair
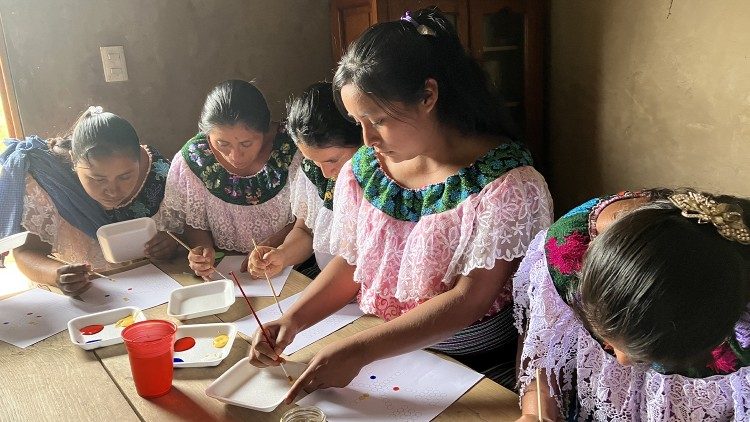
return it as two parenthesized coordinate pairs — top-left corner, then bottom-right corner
(68, 107), (140, 164)
(286, 82), (361, 149)
(333, 7), (519, 140)
(198, 79), (270, 135)
(577, 189), (750, 371)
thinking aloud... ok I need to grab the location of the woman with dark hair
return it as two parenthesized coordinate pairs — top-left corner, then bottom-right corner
(248, 8), (552, 396)
(514, 189), (750, 421)
(159, 80), (301, 278)
(249, 82), (361, 278)
(1, 106), (172, 295)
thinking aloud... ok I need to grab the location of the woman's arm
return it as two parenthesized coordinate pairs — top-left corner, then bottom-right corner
(14, 233), (91, 295)
(284, 257), (520, 401)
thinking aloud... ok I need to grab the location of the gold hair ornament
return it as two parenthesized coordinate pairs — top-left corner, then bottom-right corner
(668, 191), (750, 245)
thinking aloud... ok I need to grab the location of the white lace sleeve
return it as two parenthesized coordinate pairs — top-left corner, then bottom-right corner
(513, 230), (750, 421)
(455, 166), (553, 276)
(328, 160), (361, 265)
(155, 153), (209, 233)
(21, 176), (60, 247)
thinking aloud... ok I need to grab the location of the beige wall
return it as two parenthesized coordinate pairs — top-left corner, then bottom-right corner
(0, 0), (333, 157)
(549, 0), (750, 212)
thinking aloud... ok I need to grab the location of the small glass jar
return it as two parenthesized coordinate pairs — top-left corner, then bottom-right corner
(280, 406), (327, 422)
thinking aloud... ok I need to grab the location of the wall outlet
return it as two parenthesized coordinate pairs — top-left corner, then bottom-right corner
(100, 46), (129, 82)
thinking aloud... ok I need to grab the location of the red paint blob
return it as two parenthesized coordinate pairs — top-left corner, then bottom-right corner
(393, 386), (400, 391)
(127, 288), (133, 291)
(173, 336), (196, 352)
(80, 324), (104, 335)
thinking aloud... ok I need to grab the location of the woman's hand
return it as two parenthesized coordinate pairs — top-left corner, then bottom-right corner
(188, 245), (215, 278)
(56, 263), (92, 296)
(284, 340), (367, 404)
(247, 246), (286, 278)
(144, 231), (177, 260)
(248, 317), (301, 367)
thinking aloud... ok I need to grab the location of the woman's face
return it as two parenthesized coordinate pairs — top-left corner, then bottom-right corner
(208, 124), (266, 173)
(297, 142), (358, 179)
(74, 153), (141, 209)
(339, 83), (435, 163)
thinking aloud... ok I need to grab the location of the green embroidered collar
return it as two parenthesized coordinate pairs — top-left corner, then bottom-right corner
(181, 129), (297, 206)
(351, 142), (533, 222)
(301, 159), (335, 210)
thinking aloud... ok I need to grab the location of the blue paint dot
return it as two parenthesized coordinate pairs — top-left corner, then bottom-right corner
(173, 358), (184, 363)
(370, 375), (376, 379)
(85, 339), (101, 343)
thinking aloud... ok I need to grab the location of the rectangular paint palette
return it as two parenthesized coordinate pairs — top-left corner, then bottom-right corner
(67, 306), (146, 350)
(96, 217), (157, 263)
(173, 323), (237, 368)
(167, 280), (235, 320)
(205, 358), (307, 412)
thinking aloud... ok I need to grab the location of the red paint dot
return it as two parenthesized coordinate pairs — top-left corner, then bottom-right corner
(127, 288), (133, 291)
(80, 324), (104, 335)
(393, 386), (400, 391)
(26, 312), (33, 316)
(174, 336), (196, 352)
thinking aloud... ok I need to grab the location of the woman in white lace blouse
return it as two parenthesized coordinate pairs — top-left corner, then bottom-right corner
(2, 108), (173, 295)
(514, 189), (750, 421)
(248, 82), (361, 279)
(158, 80), (301, 278)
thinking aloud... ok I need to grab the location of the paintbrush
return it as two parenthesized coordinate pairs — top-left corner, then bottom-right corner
(165, 231), (229, 280)
(46, 255), (115, 282)
(229, 271), (293, 383)
(536, 367), (543, 422)
(251, 238), (283, 315)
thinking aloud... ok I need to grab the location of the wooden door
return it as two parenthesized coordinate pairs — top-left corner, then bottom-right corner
(330, 0), (382, 63)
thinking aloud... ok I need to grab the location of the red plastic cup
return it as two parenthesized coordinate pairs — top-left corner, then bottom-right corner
(121, 320), (177, 398)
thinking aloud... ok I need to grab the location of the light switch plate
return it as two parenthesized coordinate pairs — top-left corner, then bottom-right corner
(100, 46), (128, 82)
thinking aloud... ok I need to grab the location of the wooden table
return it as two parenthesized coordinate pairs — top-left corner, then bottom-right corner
(0, 257), (521, 421)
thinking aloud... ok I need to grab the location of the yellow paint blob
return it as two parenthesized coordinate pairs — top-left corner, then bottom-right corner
(213, 334), (229, 348)
(115, 314), (135, 328)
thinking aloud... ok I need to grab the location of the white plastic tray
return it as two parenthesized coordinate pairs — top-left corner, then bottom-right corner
(205, 358), (307, 412)
(67, 306), (146, 350)
(173, 323), (237, 368)
(0, 231), (29, 254)
(96, 217), (157, 263)
(167, 280), (235, 320)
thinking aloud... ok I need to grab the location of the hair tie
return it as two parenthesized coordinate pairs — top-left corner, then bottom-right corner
(400, 11), (436, 37)
(668, 191), (750, 245)
(87, 105), (104, 115)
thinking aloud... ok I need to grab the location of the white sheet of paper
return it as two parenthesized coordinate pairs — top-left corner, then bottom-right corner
(234, 292), (364, 354)
(215, 255), (291, 297)
(76, 263), (182, 311)
(297, 350), (483, 422)
(0, 288), (99, 348)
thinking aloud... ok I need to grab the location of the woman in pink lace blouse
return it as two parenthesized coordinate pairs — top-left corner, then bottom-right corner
(514, 189), (750, 421)
(157, 80), (301, 278)
(248, 8), (552, 398)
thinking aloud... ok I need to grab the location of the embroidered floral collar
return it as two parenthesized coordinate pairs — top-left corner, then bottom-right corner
(181, 129), (297, 205)
(301, 159), (335, 210)
(351, 142), (533, 222)
(106, 145), (170, 221)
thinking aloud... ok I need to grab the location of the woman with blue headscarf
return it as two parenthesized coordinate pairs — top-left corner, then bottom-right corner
(0, 107), (173, 295)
